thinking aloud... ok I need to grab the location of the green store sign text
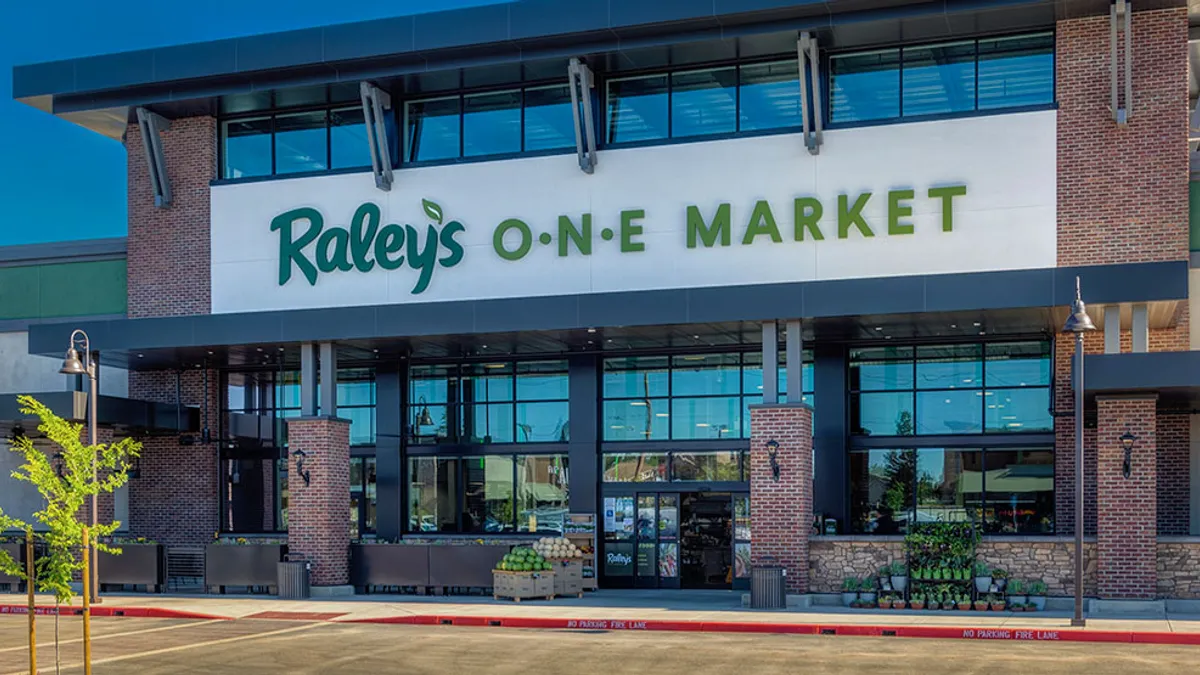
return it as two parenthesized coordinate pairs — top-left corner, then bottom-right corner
(271, 185), (967, 294)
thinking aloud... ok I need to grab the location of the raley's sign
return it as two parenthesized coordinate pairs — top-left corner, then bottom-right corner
(271, 186), (967, 295)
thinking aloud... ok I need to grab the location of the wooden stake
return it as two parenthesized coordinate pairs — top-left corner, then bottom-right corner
(25, 528), (35, 675)
(82, 527), (91, 675)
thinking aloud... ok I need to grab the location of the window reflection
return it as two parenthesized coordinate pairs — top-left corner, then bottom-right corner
(517, 455), (569, 533)
(981, 450), (1054, 534)
(463, 90), (521, 157)
(977, 33), (1054, 110)
(915, 448), (982, 524)
(222, 117), (272, 178)
(275, 111), (328, 174)
(850, 449), (913, 534)
(405, 96), (461, 162)
(524, 84), (575, 151)
(464, 456), (515, 533)
(902, 41), (977, 116)
(671, 67), (737, 138)
(830, 49), (901, 123)
(671, 451), (740, 482)
(330, 107), (369, 169)
(670, 397), (741, 439)
(739, 60), (801, 131)
(408, 457), (458, 532)
(607, 74), (669, 143)
(603, 453), (668, 482)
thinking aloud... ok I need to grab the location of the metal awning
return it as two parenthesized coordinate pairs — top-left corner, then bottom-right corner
(0, 391), (199, 434)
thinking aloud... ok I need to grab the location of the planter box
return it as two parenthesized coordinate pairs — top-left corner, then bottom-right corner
(493, 570), (554, 601)
(99, 544), (164, 591)
(428, 545), (509, 588)
(205, 544), (286, 593)
(0, 543), (24, 591)
(351, 544), (431, 589)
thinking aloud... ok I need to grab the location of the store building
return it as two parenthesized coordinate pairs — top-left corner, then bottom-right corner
(6, 0), (1200, 600)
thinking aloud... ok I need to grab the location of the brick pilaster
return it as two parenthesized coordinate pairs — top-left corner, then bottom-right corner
(286, 417), (350, 587)
(749, 404), (813, 595)
(1096, 395), (1158, 599)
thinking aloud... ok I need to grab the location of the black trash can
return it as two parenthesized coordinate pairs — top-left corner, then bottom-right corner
(277, 558), (311, 599)
(750, 566), (786, 609)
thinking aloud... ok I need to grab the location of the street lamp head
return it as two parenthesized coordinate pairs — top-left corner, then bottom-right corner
(1062, 276), (1096, 334)
(59, 347), (87, 376)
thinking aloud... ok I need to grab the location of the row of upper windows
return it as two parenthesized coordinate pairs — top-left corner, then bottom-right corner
(218, 31), (1054, 180)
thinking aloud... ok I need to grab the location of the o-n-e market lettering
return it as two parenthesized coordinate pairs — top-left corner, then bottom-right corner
(271, 201), (465, 293)
(684, 186), (967, 248)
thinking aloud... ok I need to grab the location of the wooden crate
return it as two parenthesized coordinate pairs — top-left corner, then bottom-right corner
(548, 559), (583, 598)
(493, 570), (555, 602)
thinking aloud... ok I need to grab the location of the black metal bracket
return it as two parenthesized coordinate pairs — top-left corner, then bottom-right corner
(766, 439), (781, 482)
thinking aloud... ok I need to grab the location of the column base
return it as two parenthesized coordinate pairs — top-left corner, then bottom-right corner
(310, 585), (355, 598)
(1088, 599), (1166, 617)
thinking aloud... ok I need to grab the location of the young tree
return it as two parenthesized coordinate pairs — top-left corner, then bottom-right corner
(0, 395), (140, 673)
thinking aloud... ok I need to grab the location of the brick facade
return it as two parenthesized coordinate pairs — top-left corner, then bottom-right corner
(749, 404), (813, 595)
(127, 369), (219, 545)
(286, 417), (350, 587)
(1096, 395), (1158, 599)
(125, 116), (215, 318)
(1156, 413), (1191, 536)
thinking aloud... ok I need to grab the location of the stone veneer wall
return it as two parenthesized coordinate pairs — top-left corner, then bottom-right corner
(1157, 539), (1200, 599)
(810, 537), (1200, 599)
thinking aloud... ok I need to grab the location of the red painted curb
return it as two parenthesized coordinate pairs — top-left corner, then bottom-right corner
(0, 604), (229, 621)
(342, 614), (1200, 646)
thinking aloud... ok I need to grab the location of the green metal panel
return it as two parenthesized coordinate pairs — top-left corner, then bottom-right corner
(1191, 181), (1200, 252)
(0, 259), (126, 320)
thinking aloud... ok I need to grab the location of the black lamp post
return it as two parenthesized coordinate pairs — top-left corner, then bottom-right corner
(1062, 277), (1095, 627)
(59, 328), (100, 604)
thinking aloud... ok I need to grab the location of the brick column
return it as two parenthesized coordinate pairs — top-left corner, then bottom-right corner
(286, 416), (350, 588)
(1096, 395), (1158, 599)
(749, 403), (813, 595)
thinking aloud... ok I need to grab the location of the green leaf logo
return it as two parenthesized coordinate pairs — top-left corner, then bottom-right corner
(422, 199), (443, 225)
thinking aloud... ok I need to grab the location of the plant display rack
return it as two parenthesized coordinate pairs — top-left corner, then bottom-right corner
(564, 513), (597, 591)
(902, 522), (981, 610)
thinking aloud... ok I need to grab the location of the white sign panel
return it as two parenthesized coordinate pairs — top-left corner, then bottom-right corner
(210, 110), (1056, 314)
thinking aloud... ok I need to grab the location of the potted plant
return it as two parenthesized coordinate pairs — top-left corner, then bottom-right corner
(858, 577), (877, 605)
(841, 577), (859, 607)
(910, 593), (925, 610)
(889, 561), (908, 593)
(1024, 602), (1038, 612)
(1006, 578), (1027, 606)
(990, 594), (1007, 612)
(1027, 580), (1048, 611)
(957, 594), (972, 611)
(878, 566), (892, 592)
(892, 596), (907, 610)
(991, 568), (1008, 592)
(98, 536), (164, 592)
(942, 593), (955, 610)
(974, 597), (989, 611)
(973, 560), (992, 593)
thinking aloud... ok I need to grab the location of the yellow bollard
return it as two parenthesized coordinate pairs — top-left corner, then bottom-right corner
(82, 527), (92, 675)
(25, 528), (35, 675)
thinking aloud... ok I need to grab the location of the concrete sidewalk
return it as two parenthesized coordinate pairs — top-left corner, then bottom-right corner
(4, 590), (1200, 637)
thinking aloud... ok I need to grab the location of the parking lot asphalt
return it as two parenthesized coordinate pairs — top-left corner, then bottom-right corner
(1, 616), (1198, 674)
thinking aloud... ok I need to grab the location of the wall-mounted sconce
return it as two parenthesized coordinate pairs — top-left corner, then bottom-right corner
(766, 439), (781, 482)
(1120, 429), (1137, 479)
(128, 454), (141, 480)
(292, 448), (311, 486)
(8, 425), (25, 444)
(52, 451), (65, 478)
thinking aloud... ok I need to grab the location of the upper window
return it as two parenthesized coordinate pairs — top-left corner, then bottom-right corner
(849, 341), (1052, 436)
(829, 32), (1053, 124)
(220, 106), (381, 179)
(405, 84), (575, 163)
(409, 360), (569, 444)
(223, 368), (377, 447)
(602, 351), (812, 441)
(606, 60), (800, 145)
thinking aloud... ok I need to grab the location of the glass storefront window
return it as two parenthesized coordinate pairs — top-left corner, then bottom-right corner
(830, 49), (901, 123)
(672, 353), (741, 396)
(524, 84), (574, 151)
(516, 401), (569, 442)
(274, 111), (327, 174)
(408, 457), (458, 532)
(405, 96), (461, 162)
(670, 67), (737, 138)
(851, 341), (1051, 437)
(671, 397), (741, 439)
(607, 74), (669, 143)
(738, 60), (801, 131)
(977, 33), (1054, 110)
(603, 399), (670, 440)
(222, 117), (272, 179)
(603, 453), (668, 482)
(915, 448), (982, 525)
(463, 90), (521, 157)
(671, 451), (740, 482)
(901, 41), (977, 116)
(603, 356), (670, 398)
(464, 455), (515, 533)
(850, 449), (914, 534)
(329, 107), (369, 169)
(517, 455), (569, 533)
(980, 450), (1054, 534)
(465, 403), (515, 443)
(852, 448), (1053, 535)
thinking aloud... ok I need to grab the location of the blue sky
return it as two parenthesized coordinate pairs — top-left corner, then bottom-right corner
(0, 0), (507, 247)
